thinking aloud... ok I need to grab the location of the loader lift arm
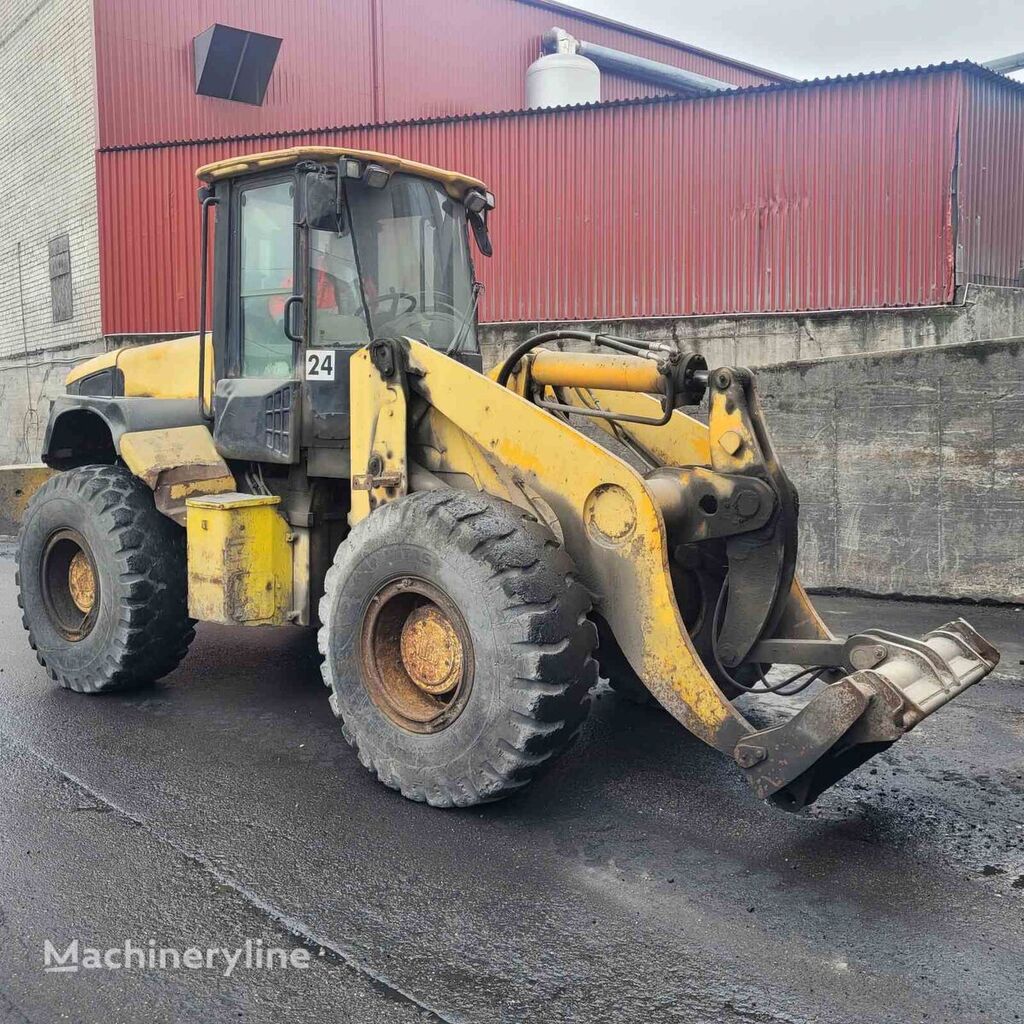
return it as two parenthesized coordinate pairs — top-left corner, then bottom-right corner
(353, 336), (999, 809)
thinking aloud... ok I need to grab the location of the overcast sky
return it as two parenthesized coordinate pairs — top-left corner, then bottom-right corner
(568, 0), (1024, 81)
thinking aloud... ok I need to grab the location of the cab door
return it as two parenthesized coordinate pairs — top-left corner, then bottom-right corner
(212, 172), (303, 464)
(296, 168), (372, 475)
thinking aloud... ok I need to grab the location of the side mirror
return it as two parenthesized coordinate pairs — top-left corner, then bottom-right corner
(301, 172), (345, 234)
(464, 190), (495, 258)
(469, 210), (492, 258)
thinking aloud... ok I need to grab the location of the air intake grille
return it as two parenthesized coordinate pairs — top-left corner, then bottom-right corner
(264, 384), (294, 456)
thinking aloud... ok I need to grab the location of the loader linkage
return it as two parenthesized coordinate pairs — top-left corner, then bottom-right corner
(735, 618), (999, 808)
(481, 330), (1002, 809)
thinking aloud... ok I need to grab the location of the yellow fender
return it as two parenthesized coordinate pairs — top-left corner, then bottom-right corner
(119, 424), (235, 525)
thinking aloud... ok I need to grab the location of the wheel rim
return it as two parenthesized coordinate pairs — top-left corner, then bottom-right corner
(40, 529), (100, 642)
(359, 577), (473, 734)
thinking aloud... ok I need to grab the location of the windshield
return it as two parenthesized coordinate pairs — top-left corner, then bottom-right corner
(345, 173), (478, 351)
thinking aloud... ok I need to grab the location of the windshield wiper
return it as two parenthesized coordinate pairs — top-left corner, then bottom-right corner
(447, 281), (484, 356)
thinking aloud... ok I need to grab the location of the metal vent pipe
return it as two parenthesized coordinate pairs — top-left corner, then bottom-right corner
(542, 27), (733, 96)
(984, 51), (1024, 74)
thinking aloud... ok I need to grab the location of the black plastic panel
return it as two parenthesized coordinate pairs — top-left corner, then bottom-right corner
(193, 24), (282, 106)
(42, 397), (205, 467)
(67, 368), (125, 397)
(213, 378), (300, 464)
(264, 382), (295, 457)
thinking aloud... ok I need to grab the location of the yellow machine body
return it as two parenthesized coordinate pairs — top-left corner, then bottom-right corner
(186, 493), (294, 627)
(525, 350), (667, 394)
(66, 335), (212, 402)
(360, 341), (827, 749)
(119, 425), (235, 525)
(342, 337), (999, 808)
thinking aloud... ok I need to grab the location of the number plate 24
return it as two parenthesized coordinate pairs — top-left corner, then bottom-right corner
(305, 350), (337, 381)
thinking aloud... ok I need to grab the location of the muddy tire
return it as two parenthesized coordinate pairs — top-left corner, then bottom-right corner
(17, 464), (194, 693)
(318, 490), (597, 807)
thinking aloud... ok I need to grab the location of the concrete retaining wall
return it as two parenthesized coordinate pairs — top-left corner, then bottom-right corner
(754, 339), (1024, 603)
(1, 296), (1020, 601)
(478, 285), (1024, 372)
(8, 330), (1017, 598)
(0, 465), (53, 537)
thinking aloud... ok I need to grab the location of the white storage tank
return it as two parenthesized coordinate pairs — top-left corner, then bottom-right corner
(526, 51), (600, 109)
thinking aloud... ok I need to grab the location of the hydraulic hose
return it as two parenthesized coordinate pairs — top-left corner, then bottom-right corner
(495, 330), (600, 387)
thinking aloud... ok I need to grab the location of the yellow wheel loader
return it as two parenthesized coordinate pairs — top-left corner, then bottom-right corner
(18, 147), (1000, 810)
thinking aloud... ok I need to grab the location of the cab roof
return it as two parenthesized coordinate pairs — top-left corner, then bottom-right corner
(195, 146), (487, 200)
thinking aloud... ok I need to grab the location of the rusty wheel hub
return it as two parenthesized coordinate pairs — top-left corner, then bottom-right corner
(67, 551), (97, 614)
(41, 529), (100, 642)
(359, 578), (473, 734)
(399, 604), (463, 696)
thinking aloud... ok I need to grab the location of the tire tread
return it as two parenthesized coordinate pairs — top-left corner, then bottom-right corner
(318, 490), (597, 807)
(17, 464), (194, 693)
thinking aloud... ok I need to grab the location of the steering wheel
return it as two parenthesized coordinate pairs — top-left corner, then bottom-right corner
(427, 296), (460, 316)
(368, 291), (417, 318)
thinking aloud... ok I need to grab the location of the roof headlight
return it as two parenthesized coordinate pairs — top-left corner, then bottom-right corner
(465, 190), (488, 214)
(340, 157), (362, 179)
(363, 163), (391, 189)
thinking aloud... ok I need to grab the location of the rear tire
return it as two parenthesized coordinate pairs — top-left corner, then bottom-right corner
(17, 464), (195, 693)
(318, 490), (597, 807)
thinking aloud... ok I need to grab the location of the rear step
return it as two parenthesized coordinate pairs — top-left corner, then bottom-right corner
(734, 619), (1000, 810)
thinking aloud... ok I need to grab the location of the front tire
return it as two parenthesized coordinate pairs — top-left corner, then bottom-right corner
(17, 464), (195, 693)
(318, 490), (597, 807)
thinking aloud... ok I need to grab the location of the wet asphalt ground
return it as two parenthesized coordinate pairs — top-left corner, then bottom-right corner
(0, 550), (1021, 1024)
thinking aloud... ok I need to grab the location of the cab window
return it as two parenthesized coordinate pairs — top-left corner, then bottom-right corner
(347, 174), (478, 351)
(308, 225), (370, 347)
(238, 180), (295, 377)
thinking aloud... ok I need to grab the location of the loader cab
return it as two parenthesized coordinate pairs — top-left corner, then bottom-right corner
(202, 149), (490, 476)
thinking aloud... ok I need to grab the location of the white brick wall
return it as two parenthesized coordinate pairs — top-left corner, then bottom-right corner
(0, 0), (100, 462)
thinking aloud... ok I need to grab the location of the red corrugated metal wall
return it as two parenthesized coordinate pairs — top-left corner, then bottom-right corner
(957, 74), (1024, 287)
(94, 0), (782, 149)
(98, 70), (969, 335)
